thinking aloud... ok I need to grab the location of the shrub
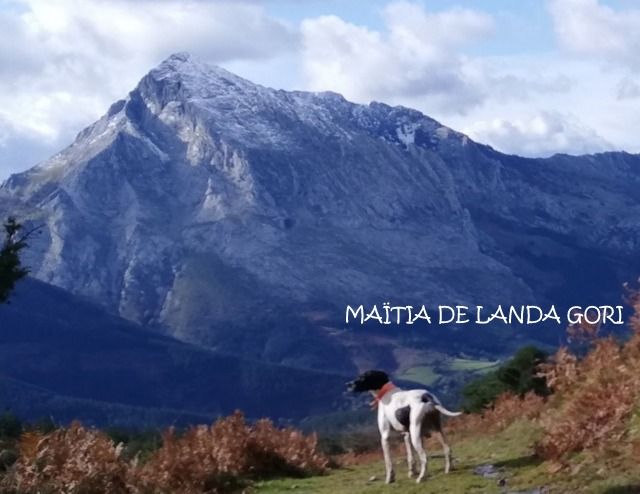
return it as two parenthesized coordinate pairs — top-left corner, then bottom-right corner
(0, 448), (18, 473)
(4, 422), (129, 494)
(536, 336), (640, 463)
(1, 412), (327, 493)
(462, 346), (549, 413)
(450, 391), (545, 436)
(0, 412), (22, 440)
(534, 289), (640, 465)
(135, 411), (328, 493)
(453, 290), (640, 472)
(105, 427), (162, 463)
(31, 417), (57, 435)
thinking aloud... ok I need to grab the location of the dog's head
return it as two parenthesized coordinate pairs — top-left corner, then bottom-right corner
(347, 370), (390, 393)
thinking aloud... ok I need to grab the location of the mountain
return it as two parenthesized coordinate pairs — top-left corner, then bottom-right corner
(1, 53), (640, 399)
(0, 278), (349, 426)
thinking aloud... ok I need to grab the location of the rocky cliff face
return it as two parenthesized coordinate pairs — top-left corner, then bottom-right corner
(2, 53), (639, 364)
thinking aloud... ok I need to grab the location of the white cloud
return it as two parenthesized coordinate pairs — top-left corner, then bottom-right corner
(464, 111), (611, 157)
(301, 2), (494, 112)
(0, 0), (296, 176)
(617, 76), (640, 100)
(300, 3), (617, 158)
(0, 0), (638, 176)
(548, 0), (640, 69)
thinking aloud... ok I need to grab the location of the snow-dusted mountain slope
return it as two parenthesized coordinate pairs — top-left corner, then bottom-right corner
(2, 53), (639, 363)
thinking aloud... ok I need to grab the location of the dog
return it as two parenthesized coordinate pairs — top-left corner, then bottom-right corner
(347, 370), (462, 484)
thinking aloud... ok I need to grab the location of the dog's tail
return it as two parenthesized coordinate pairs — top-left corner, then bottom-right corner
(421, 392), (463, 417)
(434, 405), (463, 417)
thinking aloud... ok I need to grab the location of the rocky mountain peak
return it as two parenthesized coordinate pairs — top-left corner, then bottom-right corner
(1, 54), (639, 368)
(143, 52), (261, 103)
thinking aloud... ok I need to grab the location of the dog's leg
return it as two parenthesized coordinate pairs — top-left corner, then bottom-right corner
(432, 430), (452, 474)
(381, 430), (395, 483)
(403, 432), (417, 478)
(409, 420), (428, 483)
(378, 415), (395, 484)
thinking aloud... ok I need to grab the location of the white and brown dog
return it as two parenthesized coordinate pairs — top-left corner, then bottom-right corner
(347, 370), (462, 484)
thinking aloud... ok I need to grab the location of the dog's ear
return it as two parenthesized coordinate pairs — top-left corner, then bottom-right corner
(368, 370), (390, 388)
(350, 370), (390, 392)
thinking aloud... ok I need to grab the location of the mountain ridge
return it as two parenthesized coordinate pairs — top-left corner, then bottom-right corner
(1, 53), (639, 393)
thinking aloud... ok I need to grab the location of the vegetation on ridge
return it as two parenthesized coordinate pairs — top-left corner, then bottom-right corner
(461, 345), (550, 413)
(0, 218), (30, 304)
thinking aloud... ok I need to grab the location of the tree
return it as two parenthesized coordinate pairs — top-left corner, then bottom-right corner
(461, 345), (550, 413)
(0, 217), (30, 303)
(0, 410), (22, 439)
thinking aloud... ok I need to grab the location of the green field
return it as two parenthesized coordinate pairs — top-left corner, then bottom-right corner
(447, 358), (501, 373)
(397, 358), (501, 389)
(397, 365), (441, 386)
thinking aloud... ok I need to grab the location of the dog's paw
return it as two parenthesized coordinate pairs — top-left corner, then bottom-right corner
(385, 472), (396, 484)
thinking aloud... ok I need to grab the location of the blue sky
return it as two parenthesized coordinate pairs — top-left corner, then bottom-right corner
(266, 0), (556, 55)
(265, 0), (630, 53)
(1, 0), (640, 178)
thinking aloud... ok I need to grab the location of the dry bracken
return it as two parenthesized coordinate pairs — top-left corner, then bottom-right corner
(2, 412), (327, 494)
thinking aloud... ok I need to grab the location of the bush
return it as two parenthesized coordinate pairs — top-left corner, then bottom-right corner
(30, 417), (56, 435)
(0, 412), (22, 440)
(536, 336), (640, 463)
(4, 422), (129, 494)
(532, 289), (640, 467)
(462, 345), (550, 413)
(135, 411), (328, 493)
(105, 427), (162, 462)
(1, 412), (328, 494)
(0, 448), (18, 472)
(449, 391), (546, 436)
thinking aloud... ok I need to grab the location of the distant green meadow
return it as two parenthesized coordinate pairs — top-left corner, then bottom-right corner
(397, 358), (500, 387)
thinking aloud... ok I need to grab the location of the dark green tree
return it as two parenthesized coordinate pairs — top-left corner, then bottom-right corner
(462, 345), (550, 413)
(0, 410), (22, 439)
(0, 217), (30, 303)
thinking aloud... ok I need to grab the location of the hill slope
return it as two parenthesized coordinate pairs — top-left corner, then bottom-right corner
(256, 420), (640, 493)
(0, 278), (349, 425)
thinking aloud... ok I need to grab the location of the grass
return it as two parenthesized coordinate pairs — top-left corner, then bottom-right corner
(254, 421), (540, 494)
(397, 358), (500, 387)
(447, 358), (500, 373)
(398, 366), (441, 386)
(253, 420), (640, 494)
(254, 460), (501, 494)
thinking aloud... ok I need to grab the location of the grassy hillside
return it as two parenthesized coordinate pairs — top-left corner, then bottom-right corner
(2, 329), (640, 493)
(255, 419), (640, 493)
(3, 285), (640, 492)
(268, 295), (640, 494)
(2, 410), (639, 493)
(262, 294), (640, 493)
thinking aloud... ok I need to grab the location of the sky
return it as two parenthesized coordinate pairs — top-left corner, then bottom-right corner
(1, 0), (640, 179)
